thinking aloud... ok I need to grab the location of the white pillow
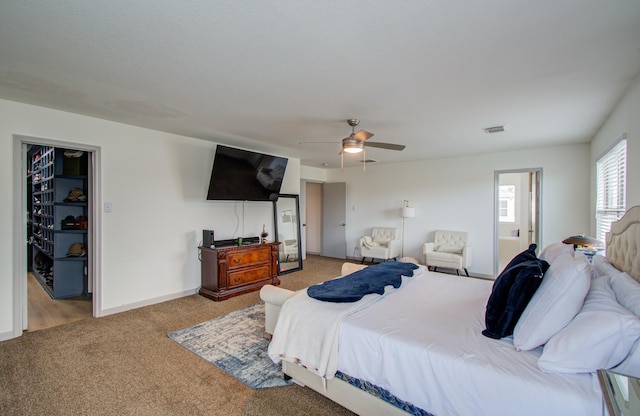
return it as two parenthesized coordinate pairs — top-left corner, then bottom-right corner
(592, 254), (622, 279)
(607, 271), (640, 377)
(538, 243), (574, 265)
(436, 244), (463, 254)
(538, 276), (640, 374)
(513, 253), (591, 350)
(613, 339), (640, 378)
(610, 272), (640, 318)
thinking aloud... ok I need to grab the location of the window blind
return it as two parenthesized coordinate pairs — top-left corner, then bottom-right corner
(596, 137), (627, 245)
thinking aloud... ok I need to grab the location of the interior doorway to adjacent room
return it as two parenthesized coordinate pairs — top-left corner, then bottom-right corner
(304, 181), (347, 260)
(14, 136), (98, 334)
(494, 169), (542, 276)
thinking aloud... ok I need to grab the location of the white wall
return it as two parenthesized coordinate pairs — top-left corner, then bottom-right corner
(0, 99), (300, 339)
(326, 143), (591, 277)
(590, 74), (640, 229)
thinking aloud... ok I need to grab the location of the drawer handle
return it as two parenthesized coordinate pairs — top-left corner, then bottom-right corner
(232, 258), (241, 264)
(233, 277), (242, 284)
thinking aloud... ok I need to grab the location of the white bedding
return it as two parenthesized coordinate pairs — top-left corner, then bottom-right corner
(337, 270), (603, 416)
(268, 266), (426, 378)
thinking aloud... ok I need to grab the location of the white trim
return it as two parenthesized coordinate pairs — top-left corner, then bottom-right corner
(0, 330), (16, 342)
(12, 135), (102, 338)
(99, 289), (198, 317)
(12, 139), (26, 337)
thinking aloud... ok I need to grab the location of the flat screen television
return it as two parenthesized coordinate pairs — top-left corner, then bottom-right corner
(206, 145), (288, 201)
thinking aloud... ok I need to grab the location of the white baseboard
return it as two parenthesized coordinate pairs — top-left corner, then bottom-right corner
(0, 329), (18, 342)
(97, 288), (198, 317)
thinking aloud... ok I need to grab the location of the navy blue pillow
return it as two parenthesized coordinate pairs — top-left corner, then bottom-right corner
(482, 244), (549, 339)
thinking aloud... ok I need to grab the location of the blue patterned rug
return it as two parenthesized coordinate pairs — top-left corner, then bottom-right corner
(167, 302), (292, 388)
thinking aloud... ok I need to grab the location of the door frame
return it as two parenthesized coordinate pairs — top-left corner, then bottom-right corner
(493, 168), (542, 277)
(12, 135), (102, 337)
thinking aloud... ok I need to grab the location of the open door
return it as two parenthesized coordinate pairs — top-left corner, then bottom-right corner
(494, 169), (542, 276)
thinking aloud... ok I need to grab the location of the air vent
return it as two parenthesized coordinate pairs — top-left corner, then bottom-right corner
(360, 159), (378, 163)
(483, 125), (506, 133)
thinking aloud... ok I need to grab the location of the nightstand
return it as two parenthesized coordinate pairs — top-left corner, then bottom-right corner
(597, 369), (640, 415)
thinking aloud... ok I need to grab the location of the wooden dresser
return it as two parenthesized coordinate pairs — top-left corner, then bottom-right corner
(198, 242), (280, 301)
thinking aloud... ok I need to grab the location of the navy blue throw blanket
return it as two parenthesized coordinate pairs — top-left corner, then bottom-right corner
(482, 244), (549, 339)
(307, 262), (419, 303)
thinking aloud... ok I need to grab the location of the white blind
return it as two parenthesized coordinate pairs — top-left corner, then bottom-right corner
(596, 138), (627, 245)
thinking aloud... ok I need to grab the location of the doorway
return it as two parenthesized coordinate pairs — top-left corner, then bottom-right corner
(494, 169), (542, 276)
(322, 182), (347, 259)
(304, 181), (347, 260)
(14, 135), (100, 336)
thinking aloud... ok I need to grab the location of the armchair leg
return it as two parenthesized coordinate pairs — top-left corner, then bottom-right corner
(361, 257), (366, 264)
(456, 269), (460, 276)
(464, 268), (470, 277)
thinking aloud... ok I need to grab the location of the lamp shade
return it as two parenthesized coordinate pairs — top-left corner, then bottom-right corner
(562, 234), (602, 247)
(401, 207), (415, 218)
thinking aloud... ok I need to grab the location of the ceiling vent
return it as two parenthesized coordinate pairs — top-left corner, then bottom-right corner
(483, 125), (506, 133)
(360, 159), (378, 163)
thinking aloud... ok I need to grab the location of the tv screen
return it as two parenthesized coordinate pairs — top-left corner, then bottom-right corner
(206, 145), (288, 201)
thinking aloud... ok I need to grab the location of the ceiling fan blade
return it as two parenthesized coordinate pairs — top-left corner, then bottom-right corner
(354, 130), (374, 141)
(299, 141), (338, 145)
(364, 142), (405, 151)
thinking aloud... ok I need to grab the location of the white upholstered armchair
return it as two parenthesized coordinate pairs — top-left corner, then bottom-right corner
(423, 230), (472, 276)
(359, 227), (402, 263)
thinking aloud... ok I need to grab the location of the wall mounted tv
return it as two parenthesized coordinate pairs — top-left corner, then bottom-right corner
(206, 145), (288, 201)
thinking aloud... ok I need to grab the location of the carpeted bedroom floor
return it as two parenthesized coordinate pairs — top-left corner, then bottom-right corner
(0, 255), (359, 416)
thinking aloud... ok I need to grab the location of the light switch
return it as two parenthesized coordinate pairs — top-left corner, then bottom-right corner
(104, 202), (112, 212)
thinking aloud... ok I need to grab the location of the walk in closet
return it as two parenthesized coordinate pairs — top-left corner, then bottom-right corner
(28, 145), (90, 299)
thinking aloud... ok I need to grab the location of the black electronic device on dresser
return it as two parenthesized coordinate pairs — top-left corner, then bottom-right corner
(203, 230), (215, 248)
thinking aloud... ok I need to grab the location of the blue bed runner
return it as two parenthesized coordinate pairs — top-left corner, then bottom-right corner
(307, 262), (418, 303)
(336, 371), (433, 416)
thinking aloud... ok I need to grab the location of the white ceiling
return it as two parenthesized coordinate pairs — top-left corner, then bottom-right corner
(1, 1), (639, 168)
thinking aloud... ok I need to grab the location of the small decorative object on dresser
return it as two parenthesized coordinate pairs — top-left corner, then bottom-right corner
(199, 242), (280, 301)
(261, 224), (269, 243)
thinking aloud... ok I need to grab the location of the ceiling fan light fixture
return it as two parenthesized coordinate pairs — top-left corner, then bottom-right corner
(342, 137), (364, 153)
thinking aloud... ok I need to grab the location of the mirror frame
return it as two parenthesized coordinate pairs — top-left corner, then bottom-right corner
(273, 194), (303, 275)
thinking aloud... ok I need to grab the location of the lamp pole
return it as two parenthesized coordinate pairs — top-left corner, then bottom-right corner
(400, 200), (415, 257)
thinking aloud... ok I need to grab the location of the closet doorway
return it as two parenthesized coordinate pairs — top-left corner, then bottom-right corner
(14, 136), (99, 334)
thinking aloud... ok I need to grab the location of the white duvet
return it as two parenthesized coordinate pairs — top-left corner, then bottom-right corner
(337, 271), (603, 416)
(268, 267), (426, 379)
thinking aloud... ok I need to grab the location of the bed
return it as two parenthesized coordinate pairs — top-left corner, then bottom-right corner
(261, 205), (640, 416)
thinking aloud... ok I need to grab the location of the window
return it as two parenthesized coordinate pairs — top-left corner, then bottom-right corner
(499, 185), (516, 223)
(596, 137), (627, 245)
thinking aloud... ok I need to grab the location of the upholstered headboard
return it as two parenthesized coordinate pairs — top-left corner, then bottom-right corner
(606, 205), (640, 282)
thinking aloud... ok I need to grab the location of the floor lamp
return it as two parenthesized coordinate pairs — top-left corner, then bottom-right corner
(401, 200), (415, 257)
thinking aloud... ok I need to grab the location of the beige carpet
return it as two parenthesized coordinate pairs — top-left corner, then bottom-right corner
(0, 255), (357, 416)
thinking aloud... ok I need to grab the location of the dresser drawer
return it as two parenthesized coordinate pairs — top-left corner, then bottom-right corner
(227, 247), (271, 269)
(228, 266), (272, 287)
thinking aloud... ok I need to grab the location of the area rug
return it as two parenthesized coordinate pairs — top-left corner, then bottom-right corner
(167, 302), (292, 388)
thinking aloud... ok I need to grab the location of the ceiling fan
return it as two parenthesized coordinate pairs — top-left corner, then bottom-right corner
(301, 119), (406, 169)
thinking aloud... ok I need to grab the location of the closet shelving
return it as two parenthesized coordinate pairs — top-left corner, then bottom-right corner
(29, 145), (89, 298)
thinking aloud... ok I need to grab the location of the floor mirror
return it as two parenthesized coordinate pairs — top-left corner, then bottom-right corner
(273, 194), (303, 274)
